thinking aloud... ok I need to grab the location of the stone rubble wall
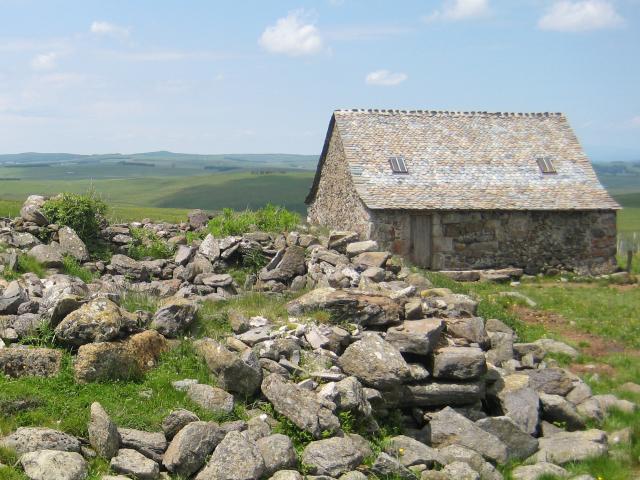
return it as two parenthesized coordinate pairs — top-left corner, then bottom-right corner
(370, 209), (618, 274)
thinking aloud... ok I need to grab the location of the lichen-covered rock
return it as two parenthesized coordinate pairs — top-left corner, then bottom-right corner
(161, 409), (199, 439)
(74, 330), (168, 383)
(339, 333), (410, 389)
(261, 374), (340, 439)
(0, 280), (28, 315)
(490, 374), (540, 435)
(302, 436), (366, 477)
(384, 435), (444, 468)
(88, 402), (120, 459)
(110, 449), (159, 480)
(287, 288), (401, 326)
(163, 421), (224, 477)
(150, 298), (197, 338)
(511, 462), (568, 480)
(532, 429), (608, 465)
(194, 338), (262, 396)
(256, 434), (297, 475)
(386, 319), (444, 355)
(187, 384), (235, 414)
(198, 234), (220, 262)
(431, 347), (487, 381)
(395, 380), (485, 408)
(55, 298), (142, 347)
(58, 226), (89, 262)
(108, 254), (150, 281)
(259, 246), (306, 282)
(20, 195), (49, 226)
(118, 428), (166, 463)
(195, 431), (265, 480)
(476, 416), (539, 461)
(370, 452), (416, 480)
(539, 393), (585, 431)
(428, 407), (508, 464)
(0, 347), (62, 378)
(20, 449), (88, 480)
(0, 427), (81, 455)
(28, 244), (64, 268)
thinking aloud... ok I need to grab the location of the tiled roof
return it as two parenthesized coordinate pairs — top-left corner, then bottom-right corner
(307, 109), (620, 211)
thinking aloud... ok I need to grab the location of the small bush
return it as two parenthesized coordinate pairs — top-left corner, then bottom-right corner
(207, 204), (299, 237)
(127, 227), (174, 260)
(62, 256), (97, 283)
(42, 191), (107, 243)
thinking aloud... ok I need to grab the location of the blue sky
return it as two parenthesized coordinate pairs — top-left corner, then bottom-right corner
(0, 0), (638, 159)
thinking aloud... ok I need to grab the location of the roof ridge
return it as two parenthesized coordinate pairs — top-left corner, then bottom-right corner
(334, 109), (565, 117)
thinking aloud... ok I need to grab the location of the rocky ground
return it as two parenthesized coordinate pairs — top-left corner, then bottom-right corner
(0, 196), (637, 480)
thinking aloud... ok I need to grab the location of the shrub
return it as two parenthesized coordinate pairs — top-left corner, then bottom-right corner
(42, 191), (108, 243)
(127, 227), (174, 260)
(207, 204), (299, 237)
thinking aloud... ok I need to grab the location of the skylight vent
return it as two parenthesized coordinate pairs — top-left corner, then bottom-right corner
(389, 156), (408, 174)
(536, 156), (556, 174)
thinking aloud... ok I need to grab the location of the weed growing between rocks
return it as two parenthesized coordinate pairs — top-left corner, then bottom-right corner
(207, 204), (299, 237)
(1, 254), (46, 280)
(61, 255), (98, 283)
(120, 291), (160, 314)
(127, 227), (175, 260)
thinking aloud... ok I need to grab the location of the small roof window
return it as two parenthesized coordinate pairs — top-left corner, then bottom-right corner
(389, 156), (408, 174)
(536, 156), (556, 174)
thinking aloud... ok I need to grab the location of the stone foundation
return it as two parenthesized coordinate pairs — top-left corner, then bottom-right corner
(369, 209), (618, 275)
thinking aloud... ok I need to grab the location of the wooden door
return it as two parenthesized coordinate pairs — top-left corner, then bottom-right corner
(410, 215), (432, 268)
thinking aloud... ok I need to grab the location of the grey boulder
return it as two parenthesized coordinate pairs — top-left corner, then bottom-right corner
(339, 333), (410, 389)
(195, 431), (265, 480)
(261, 374), (339, 439)
(0, 427), (80, 455)
(110, 448), (159, 480)
(150, 298), (197, 338)
(163, 421), (224, 477)
(256, 434), (297, 475)
(431, 347), (487, 381)
(385, 319), (444, 355)
(302, 436), (366, 477)
(58, 227), (89, 262)
(88, 402), (120, 459)
(20, 449), (88, 480)
(187, 384), (235, 414)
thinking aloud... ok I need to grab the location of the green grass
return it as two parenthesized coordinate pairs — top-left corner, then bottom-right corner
(207, 204), (300, 237)
(61, 256), (98, 283)
(1, 254), (47, 280)
(0, 171), (314, 214)
(0, 199), (20, 218)
(120, 291), (160, 315)
(0, 342), (231, 437)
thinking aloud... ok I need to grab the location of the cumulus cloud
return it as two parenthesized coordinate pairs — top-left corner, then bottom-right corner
(425, 0), (490, 22)
(30, 52), (58, 70)
(538, 0), (624, 32)
(259, 10), (324, 56)
(90, 21), (131, 38)
(365, 70), (407, 86)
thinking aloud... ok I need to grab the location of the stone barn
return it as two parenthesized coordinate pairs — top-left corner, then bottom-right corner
(306, 109), (620, 274)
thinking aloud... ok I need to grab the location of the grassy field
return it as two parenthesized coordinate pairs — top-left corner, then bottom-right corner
(0, 171), (314, 215)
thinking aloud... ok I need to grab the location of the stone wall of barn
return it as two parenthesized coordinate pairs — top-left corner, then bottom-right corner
(369, 209), (618, 274)
(307, 129), (372, 239)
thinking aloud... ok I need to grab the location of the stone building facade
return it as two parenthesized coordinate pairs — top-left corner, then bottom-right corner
(306, 109), (620, 274)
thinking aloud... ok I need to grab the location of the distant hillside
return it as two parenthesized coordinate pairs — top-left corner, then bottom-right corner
(593, 160), (640, 197)
(0, 151), (319, 171)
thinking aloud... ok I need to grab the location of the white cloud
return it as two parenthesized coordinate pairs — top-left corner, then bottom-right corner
(90, 21), (131, 38)
(326, 25), (412, 41)
(631, 116), (640, 127)
(425, 0), (490, 22)
(259, 10), (324, 56)
(538, 1), (624, 32)
(365, 70), (407, 86)
(30, 52), (59, 70)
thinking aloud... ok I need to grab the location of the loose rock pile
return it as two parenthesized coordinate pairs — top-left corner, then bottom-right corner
(0, 198), (636, 480)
